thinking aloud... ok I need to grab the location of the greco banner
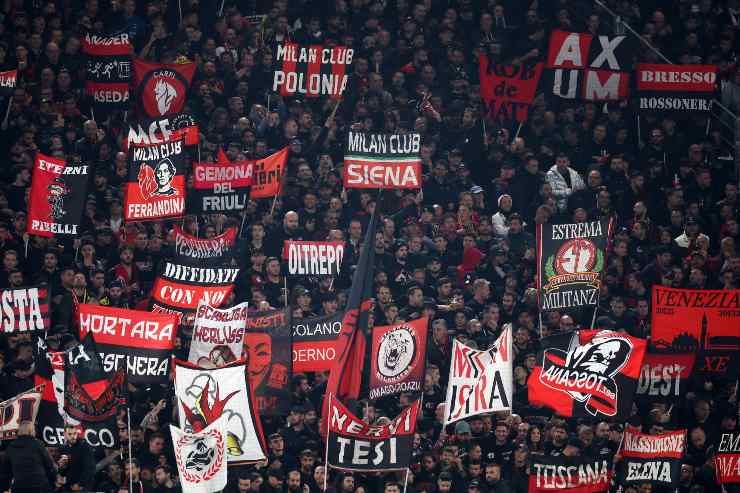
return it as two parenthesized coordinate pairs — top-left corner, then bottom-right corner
(636, 64), (717, 112)
(619, 427), (685, 487)
(528, 330), (646, 418)
(327, 395), (419, 472)
(29, 154), (89, 237)
(273, 43), (352, 99)
(125, 139), (186, 221)
(0, 69), (17, 95)
(125, 113), (199, 150)
(83, 33), (132, 108)
(192, 154), (254, 213)
(245, 309), (292, 416)
(171, 416), (228, 493)
(479, 56), (543, 123)
(292, 312), (343, 372)
(0, 286), (50, 333)
(249, 147), (289, 199)
(0, 386), (43, 440)
(444, 324), (513, 424)
(172, 226), (237, 267)
(716, 433), (740, 484)
(133, 59), (196, 118)
(636, 352), (695, 400)
(283, 241), (344, 276)
(368, 317), (428, 400)
(344, 132), (422, 189)
(188, 302), (248, 368)
(78, 304), (178, 384)
(529, 454), (613, 492)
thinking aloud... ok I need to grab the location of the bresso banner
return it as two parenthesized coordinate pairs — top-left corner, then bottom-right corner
(636, 64), (717, 112)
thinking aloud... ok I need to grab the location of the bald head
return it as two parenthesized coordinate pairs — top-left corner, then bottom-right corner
(284, 211), (299, 232)
(17, 421), (35, 437)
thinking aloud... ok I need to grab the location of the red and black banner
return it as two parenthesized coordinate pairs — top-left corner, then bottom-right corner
(636, 352), (694, 400)
(0, 386), (43, 440)
(125, 113), (199, 151)
(172, 225), (237, 267)
(327, 395), (419, 472)
(716, 433), (740, 484)
(83, 33), (132, 109)
(29, 153), (89, 237)
(636, 64), (717, 112)
(192, 153), (254, 213)
(125, 138), (186, 221)
(369, 317), (428, 400)
(0, 286), (50, 333)
(133, 59), (196, 118)
(618, 427), (685, 487)
(529, 454), (613, 493)
(546, 30), (631, 101)
(343, 132), (421, 189)
(479, 56), (543, 123)
(283, 241), (344, 276)
(245, 309), (292, 416)
(528, 330), (646, 418)
(78, 304), (178, 384)
(0, 69), (17, 96)
(273, 43), (352, 99)
(250, 147), (289, 199)
(292, 312), (343, 373)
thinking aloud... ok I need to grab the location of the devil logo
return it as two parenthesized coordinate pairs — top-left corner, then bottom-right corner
(154, 79), (177, 115)
(47, 178), (68, 221)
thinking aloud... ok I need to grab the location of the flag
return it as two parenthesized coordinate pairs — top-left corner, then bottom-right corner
(171, 225), (237, 267)
(618, 427), (685, 487)
(188, 302), (248, 368)
(125, 113), (199, 150)
(636, 64), (717, 112)
(0, 69), (18, 96)
(716, 432), (740, 484)
(83, 32), (132, 109)
(250, 147), (289, 199)
(343, 132), (421, 189)
(133, 59), (196, 118)
(368, 316), (428, 400)
(273, 43), (352, 99)
(479, 56), (543, 123)
(635, 352), (694, 401)
(191, 152), (254, 213)
(171, 416), (228, 493)
(0, 386), (43, 440)
(292, 312), (343, 373)
(529, 454), (613, 492)
(0, 286), (50, 332)
(283, 241), (345, 276)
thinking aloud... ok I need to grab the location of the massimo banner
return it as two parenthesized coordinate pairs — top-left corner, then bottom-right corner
(635, 352), (694, 401)
(172, 225), (237, 267)
(369, 316), (428, 400)
(249, 147), (289, 199)
(133, 59), (196, 118)
(245, 309), (292, 416)
(192, 154), (254, 213)
(273, 43), (352, 99)
(344, 131), (421, 189)
(283, 240), (344, 276)
(78, 304), (177, 384)
(0, 286), (50, 333)
(479, 56), (543, 123)
(83, 32), (132, 108)
(0, 69), (17, 96)
(292, 312), (343, 373)
(528, 330), (646, 418)
(636, 64), (717, 112)
(327, 395), (419, 472)
(618, 427), (685, 487)
(175, 359), (267, 464)
(529, 454), (613, 492)
(29, 153), (89, 237)
(716, 433), (740, 484)
(444, 324), (513, 424)
(125, 113), (199, 150)
(650, 286), (739, 376)
(0, 386), (43, 440)
(171, 416), (228, 493)
(188, 302), (248, 368)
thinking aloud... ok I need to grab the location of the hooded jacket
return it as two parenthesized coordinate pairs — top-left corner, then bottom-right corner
(1, 434), (57, 491)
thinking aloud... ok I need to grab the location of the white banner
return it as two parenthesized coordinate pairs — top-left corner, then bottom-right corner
(444, 324), (513, 424)
(188, 302), (248, 368)
(0, 386), (43, 440)
(171, 415), (228, 493)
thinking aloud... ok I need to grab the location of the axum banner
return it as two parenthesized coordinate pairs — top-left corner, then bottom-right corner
(369, 317), (428, 400)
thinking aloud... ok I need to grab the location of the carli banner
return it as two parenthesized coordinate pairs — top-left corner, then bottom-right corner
(327, 395), (419, 472)
(283, 240), (344, 276)
(171, 226), (237, 267)
(125, 113), (199, 150)
(369, 317), (428, 400)
(292, 312), (343, 373)
(0, 386), (43, 440)
(133, 59), (196, 118)
(528, 330), (646, 418)
(192, 153), (254, 213)
(250, 147), (289, 199)
(273, 43), (353, 99)
(0, 286), (50, 333)
(479, 56), (543, 123)
(635, 352), (694, 400)
(529, 454), (613, 492)
(188, 302), (248, 368)
(171, 416), (228, 493)
(716, 433), (740, 484)
(245, 309), (292, 416)
(618, 427), (685, 487)
(444, 324), (513, 424)
(636, 64), (717, 112)
(344, 131), (421, 189)
(83, 33), (132, 108)
(650, 287), (739, 376)
(29, 154), (89, 237)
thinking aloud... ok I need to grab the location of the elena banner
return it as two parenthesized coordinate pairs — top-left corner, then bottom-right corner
(618, 427), (684, 487)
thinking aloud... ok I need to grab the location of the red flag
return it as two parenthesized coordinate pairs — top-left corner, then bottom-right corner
(133, 59), (196, 118)
(250, 147), (288, 199)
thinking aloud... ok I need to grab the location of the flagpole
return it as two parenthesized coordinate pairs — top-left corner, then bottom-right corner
(323, 393), (331, 492)
(402, 468), (409, 493)
(269, 194), (279, 218)
(2, 96), (12, 125)
(127, 407), (133, 493)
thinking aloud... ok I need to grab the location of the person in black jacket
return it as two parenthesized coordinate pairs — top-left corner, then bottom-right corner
(0, 421), (57, 493)
(58, 423), (95, 492)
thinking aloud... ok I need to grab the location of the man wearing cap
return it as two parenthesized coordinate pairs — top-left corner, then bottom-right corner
(483, 462), (512, 493)
(281, 404), (319, 458)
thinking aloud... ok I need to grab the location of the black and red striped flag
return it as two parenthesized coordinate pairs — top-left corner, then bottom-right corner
(83, 33), (132, 109)
(273, 43), (353, 100)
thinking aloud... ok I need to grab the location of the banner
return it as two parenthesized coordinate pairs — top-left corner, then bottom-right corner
(546, 30), (631, 100)
(273, 43), (352, 99)
(650, 287), (739, 376)
(0, 386), (42, 440)
(78, 304), (177, 384)
(29, 154), (89, 237)
(479, 56), (543, 123)
(443, 325), (513, 424)
(619, 427), (684, 487)
(171, 416), (228, 493)
(171, 225), (236, 267)
(192, 152), (254, 213)
(245, 309), (292, 416)
(249, 147), (288, 199)
(283, 241), (344, 276)
(529, 454), (613, 492)
(0, 69), (17, 95)
(327, 395), (419, 472)
(369, 317), (428, 400)
(133, 59), (196, 118)
(528, 330), (646, 418)
(716, 433), (740, 484)
(188, 302), (248, 368)
(175, 359), (267, 463)
(343, 132), (421, 189)
(125, 113), (199, 150)
(292, 312), (343, 373)
(636, 64), (717, 112)
(0, 286), (50, 332)
(83, 33), (132, 108)
(636, 352), (694, 400)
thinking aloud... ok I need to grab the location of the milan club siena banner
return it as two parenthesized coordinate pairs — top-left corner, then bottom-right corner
(0, 69), (17, 95)
(650, 287), (739, 376)
(192, 154), (253, 213)
(126, 113), (199, 150)
(369, 317), (428, 400)
(249, 147), (289, 199)
(636, 64), (717, 112)
(618, 427), (685, 487)
(344, 132), (422, 189)
(29, 154), (89, 237)
(529, 454), (613, 493)
(171, 416), (228, 493)
(716, 433), (740, 484)
(175, 360), (267, 464)
(245, 309), (292, 416)
(0, 386), (43, 440)
(292, 312), (342, 372)
(273, 43), (352, 99)
(636, 352), (694, 401)
(327, 395), (419, 472)
(528, 330), (646, 418)
(188, 302), (247, 368)
(172, 226), (236, 267)
(133, 59), (196, 118)
(444, 325), (513, 424)
(283, 241), (344, 276)
(0, 286), (50, 333)
(83, 33), (132, 108)
(547, 30), (631, 100)
(479, 56), (543, 123)
(78, 304), (177, 384)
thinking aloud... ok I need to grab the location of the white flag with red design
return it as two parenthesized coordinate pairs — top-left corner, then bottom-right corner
(171, 415), (228, 493)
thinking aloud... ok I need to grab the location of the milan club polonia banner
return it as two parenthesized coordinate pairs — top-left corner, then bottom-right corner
(537, 219), (613, 314)
(444, 324), (513, 424)
(716, 433), (740, 484)
(650, 287), (739, 376)
(0, 286), (50, 333)
(0, 386), (43, 440)
(369, 316), (428, 400)
(636, 64), (717, 112)
(245, 309), (292, 416)
(528, 330), (646, 418)
(126, 113), (199, 149)
(174, 359), (267, 464)
(249, 147), (289, 199)
(327, 395), (419, 472)
(78, 304), (177, 384)
(283, 241), (344, 276)
(344, 132), (421, 189)
(171, 416), (228, 493)
(192, 154), (253, 213)
(273, 43), (352, 99)
(479, 56), (543, 123)
(547, 30), (631, 100)
(133, 59), (196, 118)
(292, 312), (342, 373)
(83, 32), (132, 108)
(188, 302), (247, 368)
(172, 225), (236, 266)
(618, 427), (685, 487)
(635, 353), (695, 401)
(529, 454), (613, 493)
(29, 153), (89, 237)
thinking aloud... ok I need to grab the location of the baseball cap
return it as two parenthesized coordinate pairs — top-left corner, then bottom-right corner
(455, 421), (472, 434)
(470, 185), (483, 194)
